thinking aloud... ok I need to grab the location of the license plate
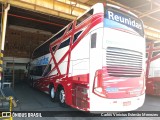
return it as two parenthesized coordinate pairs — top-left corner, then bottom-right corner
(123, 101), (131, 106)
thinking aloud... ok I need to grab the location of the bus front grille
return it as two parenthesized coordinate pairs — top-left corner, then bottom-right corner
(106, 47), (142, 77)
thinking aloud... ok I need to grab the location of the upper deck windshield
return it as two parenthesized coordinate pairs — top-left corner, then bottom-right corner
(104, 6), (144, 37)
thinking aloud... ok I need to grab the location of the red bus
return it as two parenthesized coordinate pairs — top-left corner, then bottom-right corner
(146, 41), (160, 95)
(27, 3), (146, 112)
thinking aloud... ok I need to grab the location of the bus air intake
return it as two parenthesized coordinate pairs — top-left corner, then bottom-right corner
(106, 47), (142, 77)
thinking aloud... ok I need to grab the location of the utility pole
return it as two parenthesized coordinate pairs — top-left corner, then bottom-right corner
(0, 3), (10, 88)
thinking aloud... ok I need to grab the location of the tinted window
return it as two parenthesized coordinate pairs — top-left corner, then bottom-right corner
(76, 9), (93, 25)
(146, 53), (148, 58)
(91, 33), (97, 48)
(154, 42), (160, 47)
(59, 38), (70, 49)
(32, 28), (66, 59)
(69, 23), (73, 31)
(73, 31), (82, 43)
(31, 65), (51, 76)
(43, 64), (51, 76)
(152, 51), (160, 57)
(146, 44), (149, 48)
(30, 66), (43, 76)
(52, 45), (57, 51)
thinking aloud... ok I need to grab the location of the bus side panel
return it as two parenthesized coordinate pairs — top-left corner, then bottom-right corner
(70, 34), (90, 76)
(146, 41), (160, 96)
(89, 28), (104, 111)
(30, 53), (51, 93)
(49, 46), (69, 76)
(146, 49), (160, 95)
(67, 32), (90, 110)
(29, 3), (104, 111)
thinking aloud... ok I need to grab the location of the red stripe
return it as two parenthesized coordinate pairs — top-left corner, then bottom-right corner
(48, 13), (103, 77)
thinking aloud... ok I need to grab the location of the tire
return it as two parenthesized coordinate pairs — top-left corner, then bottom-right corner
(49, 85), (58, 102)
(58, 87), (67, 107)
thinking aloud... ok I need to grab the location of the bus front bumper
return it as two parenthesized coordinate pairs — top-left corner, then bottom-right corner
(89, 93), (145, 112)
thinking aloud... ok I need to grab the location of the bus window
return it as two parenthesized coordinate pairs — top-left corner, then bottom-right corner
(43, 65), (51, 76)
(32, 28), (67, 59)
(52, 45), (57, 51)
(69, 23), (73, 31)
(146, 53), (148, 58)
(35, 66), (43, 76)
(73, 31), (82, 43)
(154, 42), (160, 47)
(152, 51), (160, 57)
(91, 33), (97, 48)
(76, 9), (93, 26)
(59, 38), (70, 49)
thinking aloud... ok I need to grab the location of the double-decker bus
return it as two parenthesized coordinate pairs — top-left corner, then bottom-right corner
(146, 41), (160, 95)
(27, 3), (146, 112)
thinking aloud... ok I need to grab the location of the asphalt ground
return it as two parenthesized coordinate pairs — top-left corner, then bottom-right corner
(3, 82), (160, 120)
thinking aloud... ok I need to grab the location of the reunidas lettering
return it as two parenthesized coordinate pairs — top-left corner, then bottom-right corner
(108, 11), (142, 30)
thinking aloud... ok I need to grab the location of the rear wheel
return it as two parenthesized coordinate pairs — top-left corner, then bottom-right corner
(58, 87), (67, 107)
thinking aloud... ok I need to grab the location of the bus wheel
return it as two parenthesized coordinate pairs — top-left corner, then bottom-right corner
(59, 87), (67, 107)
(49, 85), (58, 102)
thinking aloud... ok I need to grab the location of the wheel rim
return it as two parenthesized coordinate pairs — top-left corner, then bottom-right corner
(59, 90), (65, 103)
(51, 87), (55, 98)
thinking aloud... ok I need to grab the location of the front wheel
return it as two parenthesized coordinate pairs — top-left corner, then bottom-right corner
(59, 87), (67, 107)
(49, 85), (58, 102)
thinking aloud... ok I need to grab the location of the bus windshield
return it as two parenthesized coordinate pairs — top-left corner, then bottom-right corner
(104, 6), (144, 37)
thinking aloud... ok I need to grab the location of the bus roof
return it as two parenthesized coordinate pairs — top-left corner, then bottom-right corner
(32, 2), (139, 57)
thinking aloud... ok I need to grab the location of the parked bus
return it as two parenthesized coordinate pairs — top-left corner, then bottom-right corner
(146, 41), (160, 95)
(27, 3), (146, 112)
